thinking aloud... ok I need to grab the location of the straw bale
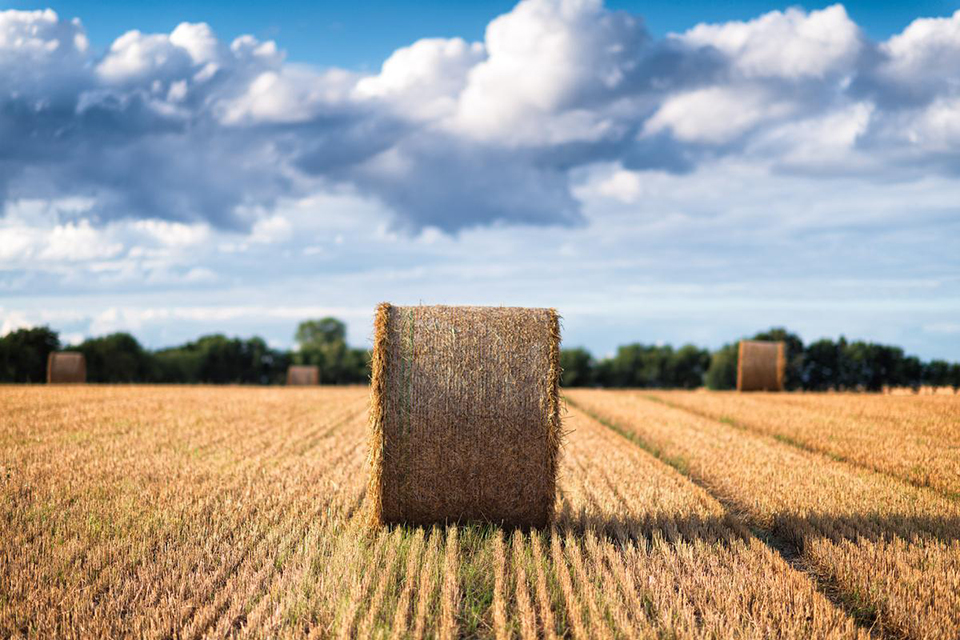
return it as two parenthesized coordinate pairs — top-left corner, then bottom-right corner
(287, 365), (320, 386)
(47, 352), (86, 384)
(367, 303), (562, 528)
(737, 340), (785, 392)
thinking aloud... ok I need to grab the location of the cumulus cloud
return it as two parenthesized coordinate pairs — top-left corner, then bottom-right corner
(1, 2), (960, 233)
(676, 5), (862, 80)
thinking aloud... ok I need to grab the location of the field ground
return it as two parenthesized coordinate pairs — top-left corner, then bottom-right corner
(1, 386), (958, 639)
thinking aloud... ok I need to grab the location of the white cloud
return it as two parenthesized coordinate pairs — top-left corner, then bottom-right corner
(2, 1), (960, 235)
(924, 322), (960, 335)
(0, 310), (32, 336)
(250, 215), (292, 243)
(217, 66), (357, 125)
(677, 5), (862, 79)
(594, 169), (644, 202)
(38, 220), (124, 262)
(877, 10), (960, 100)
(168, 22), (220, 65)
(96, 28), (194, 84)
(132, 219), (210, 247)
(451, 0), (644, 143)
(644, 86), (792, 144)
(60, 332), (85, 346)
(355, 37), (484, 121)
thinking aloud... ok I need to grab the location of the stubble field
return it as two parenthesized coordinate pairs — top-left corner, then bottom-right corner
(1, 386), (958, 639)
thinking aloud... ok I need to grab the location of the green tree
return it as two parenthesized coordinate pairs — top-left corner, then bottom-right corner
(560, 347), (594, 387)
(802, 338), (842, 391)
(76, 333), (157, 383)
(950, 363), (960, 392)
(923, 360), (953, 388)
(152, 335), (287, 384)
(294, 318), (369, 384)
(666, 344), (711, 389)
(0, 327), (60, 383)
(705, 342), (737, 390)
(295, 318), (346, 348)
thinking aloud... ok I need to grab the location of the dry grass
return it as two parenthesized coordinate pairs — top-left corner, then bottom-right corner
(568, 388), (960, 640)
(3, 385), (955, 638)
(645, 389), (960, 496)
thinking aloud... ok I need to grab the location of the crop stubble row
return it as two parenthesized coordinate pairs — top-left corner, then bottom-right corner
(645, 390), (960, 495)
(0, 386), (881, 638)
(567, 388), (960, 640)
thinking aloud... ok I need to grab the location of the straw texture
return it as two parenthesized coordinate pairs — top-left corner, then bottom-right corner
(287, 365), (319, 386)
(47, 352), (86, 384)
(367, 303), (562, 528)
(737, 340), (785, 392)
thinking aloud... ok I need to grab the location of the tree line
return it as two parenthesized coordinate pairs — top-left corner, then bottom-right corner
(0, 318), (368, 384)
(561, 328), (960, 391)
(1, 321), (957, 390)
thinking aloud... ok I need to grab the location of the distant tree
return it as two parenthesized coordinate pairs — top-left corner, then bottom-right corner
(802, 338), (842, 391)
(923, 360), (953, 388)
(295, 318), (346, 348)
(666, 344), (711, 389)
(153, 346), (203, 383)
(705, 342), (738, 390)
(151, 334), (287, 384)
(294, 318), (369, 384)
(0, 327), (60, 383)
(592, 343), (709, 388)
(597, 344), (663, 387)
(560, 347), (594, 387)
(76, 333), (156, 383)
(950, 363), (960, 392)
(897, 354), (924, 391)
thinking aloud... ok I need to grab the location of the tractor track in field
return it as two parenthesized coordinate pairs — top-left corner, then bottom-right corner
(567, 396), (893, 640)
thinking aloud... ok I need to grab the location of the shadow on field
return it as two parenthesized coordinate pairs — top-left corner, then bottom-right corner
(771, 511), (960, 545)
(370, 495), (960, 549)
(553, 501), (960, 549)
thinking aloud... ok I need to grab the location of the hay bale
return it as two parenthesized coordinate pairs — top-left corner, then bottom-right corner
(367, 303), (562, 528)
(287, 365), (319, 385)
(737, 340), (785, 392)
(47, 352), (86, 384)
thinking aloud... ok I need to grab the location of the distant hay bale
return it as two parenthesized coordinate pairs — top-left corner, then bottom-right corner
(737, 340), (785, 392)
(367, 303), (562, 528)
(47, 352), (86, 384)
(287, 365), (320, 386)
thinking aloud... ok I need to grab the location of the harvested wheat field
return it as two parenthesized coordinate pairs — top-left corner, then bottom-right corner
(2, 386), (958, 639)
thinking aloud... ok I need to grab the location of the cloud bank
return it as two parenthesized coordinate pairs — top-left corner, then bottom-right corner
(2, 1), (960, 232)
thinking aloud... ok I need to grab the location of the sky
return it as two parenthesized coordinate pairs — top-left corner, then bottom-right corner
(1, 0), (959, 360)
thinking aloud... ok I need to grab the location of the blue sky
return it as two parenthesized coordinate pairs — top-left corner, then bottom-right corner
(1, 0), (959, 360)
(6, 0), (960, 68)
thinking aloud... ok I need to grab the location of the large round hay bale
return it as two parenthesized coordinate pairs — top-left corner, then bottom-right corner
(367, 303), (562, 528)
(287, 365), (319, 385)
(737, 340), (785, 391)
(47, 352), (86, 384)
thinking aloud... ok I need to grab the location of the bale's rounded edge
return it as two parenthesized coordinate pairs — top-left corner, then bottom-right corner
(365, 302), (391, 528)
(543, 307), (562, 527)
